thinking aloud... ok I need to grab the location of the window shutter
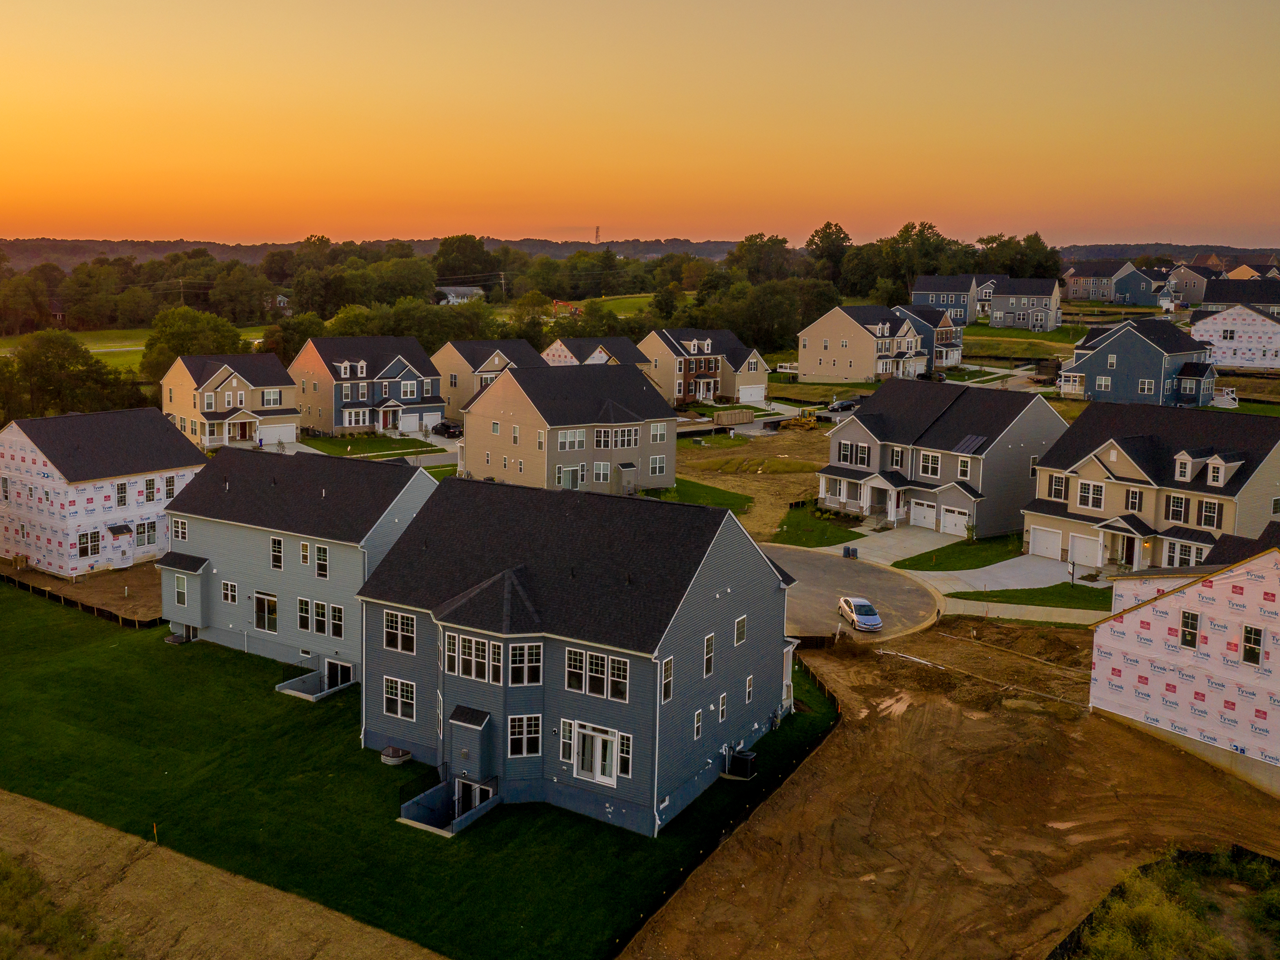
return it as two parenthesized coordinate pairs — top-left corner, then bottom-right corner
(1164, 495), (1172, 521)
(1196, 500), (1204, 526)
(1136, 491), (1143, 512)
(1216, 505), (1223, 530)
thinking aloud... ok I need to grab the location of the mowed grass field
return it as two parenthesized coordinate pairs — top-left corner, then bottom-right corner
(1, 325), (270, 374)
(0, 587), (837, 960)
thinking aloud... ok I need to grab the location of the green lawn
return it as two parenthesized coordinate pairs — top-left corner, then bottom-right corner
(645, 477), (753, 515)
(771, 506), (865, 548)
(893, 534), (1023, 571)
(687, 403), (766, 416)
(300, 436), (443, 457)
(962, 339), (1066, 360)
(677, 433), (751, 451)
(1219, 401), (1280, 418)
(944, 367), (998, 382)
(962, 323), (1087, 344)
(567, 294), (653, 316)
(0, 587), (836, 960)
(426, 463), (458, 480)
(974, 372), (1014, 384)
(0, 325), (268, 354)
(946, 582), (1113, 611)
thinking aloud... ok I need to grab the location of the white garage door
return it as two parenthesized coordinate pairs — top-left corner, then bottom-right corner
(1029, 526), (1062, 560)
(910, 500), (936, 529)
(258, 423), (296, 444)
(400, 413), (419, 433)
(1068, 534), (1102, 568)
(941, 506), (968, 537)
(422, 411), (442, 430)
(738, 384), (766, 404)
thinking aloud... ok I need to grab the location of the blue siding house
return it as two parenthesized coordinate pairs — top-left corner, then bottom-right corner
(1059, 317), (1216, 406)
(358, 478), (796, 837)
(892, 304), (962, 370)
(1113, 265), (1169, 307)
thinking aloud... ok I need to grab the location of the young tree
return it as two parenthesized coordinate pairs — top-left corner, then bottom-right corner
(140, 306), (247, 381)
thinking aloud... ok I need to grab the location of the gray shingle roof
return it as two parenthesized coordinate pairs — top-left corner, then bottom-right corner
(844, 379), (1036, 456)
(166, 447), (421, 543)
(991, 277), (1059, 296)
(911, 276), (976, 294)
(448, 705), (490, 728)
(893, 305), (950, 328)
(834, 305), (912, 331)
(1203, 521), (1280, 565)
(178, 354), (294, 388)
(1036, 402), (1280, 496)
(1064, 260), (1129, 278)
(445, 339), (548, 372)
(155, 551), (209, 573)
(656, 329), (754, 369)
(1078, 317), (1205, 356)
(13, 408), (209, 484)
(553, 337), (650, 365)
(358, 478), (772, 654)
(1203, 279), (1280, 306)
(472, 364), (675, 427)
(307, 337), (441, 379)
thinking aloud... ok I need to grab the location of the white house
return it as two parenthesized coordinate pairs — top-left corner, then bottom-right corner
(1091, 546), (1280, 800)
(1190, 304), (1280, 370)
(0, 408), (208, 578)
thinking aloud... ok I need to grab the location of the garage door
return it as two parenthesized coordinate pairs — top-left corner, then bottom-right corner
(1068, 534), (1102, 568)
(258, 423), (296, 444)
(738, 384), (766, 404)
(941, 506), (968, 537)
(910, 500), (936, 529)
(400, 413), (419, 433)
(422, 412), (442, 430)
(1029, 526), (1062, 560)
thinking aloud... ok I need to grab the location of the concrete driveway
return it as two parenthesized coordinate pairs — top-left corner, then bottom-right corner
(834, 525), (962, 565)
(762, 543), (937, 639)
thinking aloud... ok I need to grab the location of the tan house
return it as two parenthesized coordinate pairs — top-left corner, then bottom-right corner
(1022, 402), (1280, 571)
(541, 336), (652, 370)
(161, 354), (300, 450)
(458, 363), (676, 494)
(636, 328), (769, 405)
(795, 306), (926, 383)
(430, 339), (548, 421)
(1165, 264), (1222, 305)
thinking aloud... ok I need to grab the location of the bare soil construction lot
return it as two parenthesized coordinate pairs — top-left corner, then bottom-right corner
(1, 558), (161, 620)
(623, 617), (1280, 960)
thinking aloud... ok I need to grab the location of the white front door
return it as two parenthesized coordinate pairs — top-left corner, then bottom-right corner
(940, 507), (968, 536)
(1029, 526), (1062, 560)
(1068, 534), (1102, 568)
(910, 500), (936, 529)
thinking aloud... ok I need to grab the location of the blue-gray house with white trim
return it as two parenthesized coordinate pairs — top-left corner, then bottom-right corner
(1059, 317), (1216, 406)
(357, 478), (796, 837)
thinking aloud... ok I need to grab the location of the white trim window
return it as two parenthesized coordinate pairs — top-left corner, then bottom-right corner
(254, 593), (278, 633)
(661, 656), (673, 702)
(301, 542), (310, 566)
(919, 453), (940, 478)
(1138, 379), (1154, 395)
(651, 422), (667, 443)
(331, 605), (343, 639)
(609, 657), (629, 701)
(1095, 376), (1111, 392)
(704, 633), (714, 677)
(509, 643), (542, 685)
(586, 652), (607, 696)
(594, 462), (610, 483)
(735, 616), (746, 646)
(173, 519), (187, 541)
(175, 574), (187, 607)
(1077, 481), (1104, 510)
(1209, 464), (1223, 486)
(77, 531), (100, 558)
(746, 675), (754, 703)
(650, 455), (666, 477)
(204, 393), (215, 411)
(384, 677), (415, 720)
(855, 444), (869, 467)
(402, 380), (417, 399)
(315, 545), (328, 579)
(445, 633), (458, 674)
(270, 537), (283, 570)
(560, 719), (574, 761)
(566, 648), (584, 692)
(145, 478), (156, 503)
(1176, 459), (1190, 481)
(1201, 500), (1220, 529)
(508, 715), (541, 757)
(838, 442), (852, 465)
(719, 692), (727, 722)
(314, 601), (327, 635)
(1167, 494), (1188, 523)
(558, 429), (586, 451)
(489, 642), (502, 685)
(1244, 625), (1264, 666)
(891, 448), (903, 469)
(957, 457), (970, 480)
(618, 733), (632, 777)
(570, 721), (618, 786)
(1125, 488), (1143, 512)
(694, 709), (702, 740)
(385, 611), (415, 653)
(298, 598), (311, 631)
(262, 389), (282, 407)
(222, 581), (237, 604)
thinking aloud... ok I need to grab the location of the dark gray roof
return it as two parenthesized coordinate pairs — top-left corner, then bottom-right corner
(178, 354), (294, 388)
(448, 705), (490, 728)
(911, 276), (975, 294)
(166, 447), (421, 543)
(893, 305), (950, 328)
(1190, 304), (1278, 328)
(106, 523), (134, 536)
(991, 277), (1059, 296)
(1161, 525), (1218, 546)
(1203, 279), (1280, 306)
(1079, 317), (1205, 356)
(154, 551), (209, 573)
(307, 337), (441, 379)
(14, 408), (208, 484)
(1204, 521), (1280, 566)
(1177, 361), (1215, 378)
(1021, 498), (1107, 526)
(477, 364), (675, 427)
(445, 339), (549, 372)
(835, 305), (912, 331)
(817, 465), (874, 482)
(656, 329), (755, 369)
(553, 337), (650, 366)
(1036, 402), (1280, 496)
(846, 379), (1035, 456)
(1179, 264), (1223, 280)
(767, 556), (797, 587)
(1065, 260), (1129, 278)
(358, 479), (772, 654)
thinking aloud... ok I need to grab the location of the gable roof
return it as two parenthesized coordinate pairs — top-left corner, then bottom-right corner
(1203, 278), (1280, 306)
(655, 329), (755, 369)
(305, 337), (440, 379)
(11, 408), (208, 484)
(1064, 260), (1129, 279)
(1203, 521), (1280, 566)
(1036, 402), (1280, 496)
(991, 277), (1058, 297)
(470, 364), (675, 427)
(911, 386), (1039, 456)
(178, 354), (294, 389)
(1190, 304), (1280, 329)
(1178, 263), (1223, 280)
(892, 304), (950, 328)
(832, 305), (913, 333)
(552, 336), (650, 366)
(358, 479), (780, 654)
(166, 446), (421, 543)
(911, 275), (976, 294)
(1077, 317), (1205, 356)
(445, 339), (548, 372)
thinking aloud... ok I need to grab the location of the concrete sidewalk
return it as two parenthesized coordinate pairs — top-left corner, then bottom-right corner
(942, 596), (1101, 625)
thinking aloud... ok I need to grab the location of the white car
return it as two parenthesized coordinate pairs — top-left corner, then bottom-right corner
(838, 596), (882, 632)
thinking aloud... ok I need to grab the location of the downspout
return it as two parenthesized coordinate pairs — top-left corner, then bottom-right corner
(361, 547), (368, 746)
(652, 654), (662, 837)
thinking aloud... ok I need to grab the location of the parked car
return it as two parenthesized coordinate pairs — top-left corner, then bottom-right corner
(838, 596), (882, 632)
(432, 421), (463, 439)
(916, 371), (946, 382)
(828, 398), (859, 412)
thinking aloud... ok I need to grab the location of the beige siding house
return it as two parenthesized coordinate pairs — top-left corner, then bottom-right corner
(161, 354), (300, 449)
(458, 363), (677, 494)
(636, 329), (768, 404)
(430, 339), (548, 422)
(1022, 403), (1280, 571)
(795, 306), (926, 383)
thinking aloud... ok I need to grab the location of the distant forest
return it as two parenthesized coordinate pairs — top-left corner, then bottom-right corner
(1061, 242), (1279, 262)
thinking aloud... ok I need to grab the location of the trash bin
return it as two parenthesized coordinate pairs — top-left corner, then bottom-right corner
(843, 545), (858, 559)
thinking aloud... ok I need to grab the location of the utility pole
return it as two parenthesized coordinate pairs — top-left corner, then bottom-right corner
(500, 272), (506, 297)
(595, 226), (600, 244)
(179, 278), (185, 305)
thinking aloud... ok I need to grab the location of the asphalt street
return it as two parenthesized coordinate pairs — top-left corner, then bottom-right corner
(761, 543), (937, 638)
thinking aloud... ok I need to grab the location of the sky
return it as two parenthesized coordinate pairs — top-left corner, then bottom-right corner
(2, 0), (1278, 248)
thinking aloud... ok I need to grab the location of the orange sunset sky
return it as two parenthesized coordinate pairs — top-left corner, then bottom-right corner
(3, 0), (1278, 247)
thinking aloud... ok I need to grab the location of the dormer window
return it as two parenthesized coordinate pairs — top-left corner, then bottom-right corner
(1209, 464), (1223, 486)
(340, 363), (349, 379)
(1176, 459), (1189, 481)
(357, 362), (366, 377)
(689, 341), (698, 354)
(703, 340), (711, 352)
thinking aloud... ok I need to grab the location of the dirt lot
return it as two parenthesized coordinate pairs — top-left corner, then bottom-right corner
(677, 428), (831, 540)
(623, 616), (1280, 960)
(0, 558), (161, 620)
(0, 790), (442, 960)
